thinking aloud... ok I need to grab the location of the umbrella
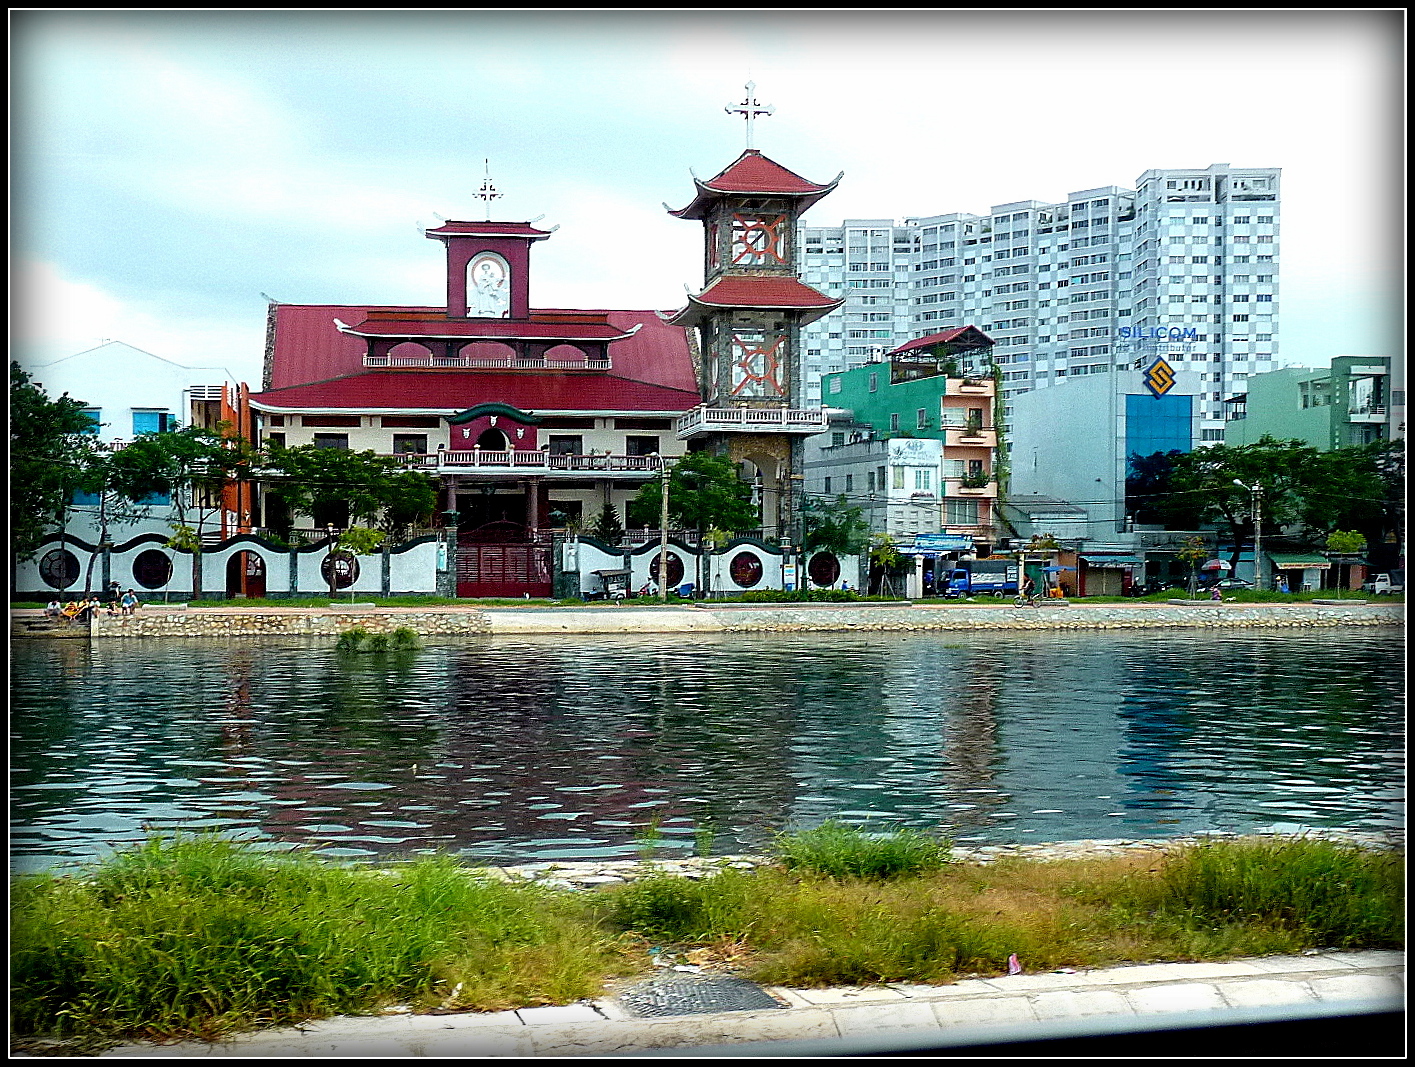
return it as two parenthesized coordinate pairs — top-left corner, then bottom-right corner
(1201, 559), (1232, 571)
(1042, 565), (1073, 572)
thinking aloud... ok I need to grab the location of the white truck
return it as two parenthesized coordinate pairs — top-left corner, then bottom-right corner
(1361, 570), (1404, 595)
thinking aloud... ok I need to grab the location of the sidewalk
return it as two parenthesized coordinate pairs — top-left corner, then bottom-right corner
(96, 949), (1403, 1058)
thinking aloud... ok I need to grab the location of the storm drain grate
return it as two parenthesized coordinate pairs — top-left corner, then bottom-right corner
(616, 974), (785, 1018)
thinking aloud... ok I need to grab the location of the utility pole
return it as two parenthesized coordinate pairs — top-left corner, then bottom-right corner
(1234, 480), (1264, 591)
(656, 455), (669, 603)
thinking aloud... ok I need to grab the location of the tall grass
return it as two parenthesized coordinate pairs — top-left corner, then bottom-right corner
(772, 821), (952, 880)
(10, 835), (621, 1040)
(12, 834), (1403, 1042)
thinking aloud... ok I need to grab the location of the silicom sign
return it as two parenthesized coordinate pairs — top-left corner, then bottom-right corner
(1118, 326), (1199, 343)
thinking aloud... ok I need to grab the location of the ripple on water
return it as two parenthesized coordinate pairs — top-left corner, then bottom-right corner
(8, 628), (1405, 871)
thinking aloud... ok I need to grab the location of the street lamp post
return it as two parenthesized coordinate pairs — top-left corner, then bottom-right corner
(325, 523), (338, 601)
(1233, 480), (1263, 592)
(654, 454), (669, 603)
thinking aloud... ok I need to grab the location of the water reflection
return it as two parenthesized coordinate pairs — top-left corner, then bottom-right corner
(10, 629), (1403, 872)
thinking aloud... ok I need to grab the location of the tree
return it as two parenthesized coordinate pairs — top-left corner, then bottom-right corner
(259, 445), (436, 538)
(626, 451), (758, 536)
(1147, 437), (1321, 571)
(71, 439), (156, 595)
(589, 501), (623, 544)
(1325, 529), (1367, 596)
(802, 494), (870, 555)
(9, 362), (97, 559)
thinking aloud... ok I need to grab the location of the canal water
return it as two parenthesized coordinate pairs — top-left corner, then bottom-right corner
(10, 628), (1404, 873)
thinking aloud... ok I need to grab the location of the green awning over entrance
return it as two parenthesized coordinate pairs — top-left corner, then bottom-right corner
(1269, 553), (1331, 570)
(1080, 555), (1143, 567)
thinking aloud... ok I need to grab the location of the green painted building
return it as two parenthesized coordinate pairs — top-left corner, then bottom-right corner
(1224, 356), (1396, 450)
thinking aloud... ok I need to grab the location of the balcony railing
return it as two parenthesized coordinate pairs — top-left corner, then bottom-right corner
(943, 426), (997, 448)
(393, 450), (660, 475)
(676, 406), (830, 439)
(947, 477), (999, 498)
(364, 353), (611, 371)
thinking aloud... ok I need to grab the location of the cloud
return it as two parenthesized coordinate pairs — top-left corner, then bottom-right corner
(13, 261), (267, 385)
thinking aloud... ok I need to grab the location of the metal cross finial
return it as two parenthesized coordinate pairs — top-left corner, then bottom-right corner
(725, 81), (773, 150)
(474, 159), (502, 221)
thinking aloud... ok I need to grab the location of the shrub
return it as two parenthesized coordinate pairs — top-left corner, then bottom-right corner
(772, 821), (952, 880)
(335, 626), (370, 652)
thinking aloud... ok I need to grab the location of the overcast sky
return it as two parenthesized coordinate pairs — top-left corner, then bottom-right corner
(12, 10), (1403, 389)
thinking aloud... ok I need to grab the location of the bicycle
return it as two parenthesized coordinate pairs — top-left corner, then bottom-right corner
(1012, 591), (1042, 607)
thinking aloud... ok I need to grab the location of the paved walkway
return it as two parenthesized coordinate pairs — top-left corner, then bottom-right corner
(98, 950), (1402, 1058)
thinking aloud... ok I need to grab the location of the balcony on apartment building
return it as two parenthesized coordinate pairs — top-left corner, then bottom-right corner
(946, 476), (999, 498)
(943, 378), (996, 397)
(943, 425), (998, 449)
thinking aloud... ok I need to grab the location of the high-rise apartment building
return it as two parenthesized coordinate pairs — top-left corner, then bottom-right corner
(799, 164), (1280, 442)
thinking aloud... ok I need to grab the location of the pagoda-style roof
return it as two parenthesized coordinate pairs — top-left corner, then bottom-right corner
(667, 150), (841, 219)
(423, 220), (554, 241)
(887, 326), (995, 358)
(667, 276), (844, 328)
(334, 313), (639, 344)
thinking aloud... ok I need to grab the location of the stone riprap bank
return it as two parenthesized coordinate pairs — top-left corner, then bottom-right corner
(12, 601), (1403, 639)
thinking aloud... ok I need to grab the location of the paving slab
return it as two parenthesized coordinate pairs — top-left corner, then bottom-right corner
(1306, 973), (1405, 1003)
(1030, 989), (1135, 1021)
(831, 1001), (940, 1035)
(515, 1003), (604, 1025)
(1218, 979), (1319, 1009)
(784, 985), (909, 1005)
(930, 996), (1038, 1029)
(1125, 982), (1229, 1015)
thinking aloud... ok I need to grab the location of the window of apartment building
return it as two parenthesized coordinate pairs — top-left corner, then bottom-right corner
(1201, 428), (1225, 441)
(265, 432), (285, 449)
(313, 433), (350, 450)
(946, 500), (979, 525)
(823, 477), (832, 494)
(131, 410), (173, 435)
(1233, 216), (1251, 224)
(845, 474), (853, 492)
(867, 470), (875, 493)
(914, 469), (932, 491)
(392, 434), (428, 454)
(548, 435), (582, 455)
(1256, 294), (1273, 302)
(916, 408), (929, 429)
(831, 431), (845, 447)
(890, 413), (900, 432)
(892, 466), (906, 490)
(625, 436), (660, 456)
(1256, 255), (1273, 262)
(869, 373), (879, 392)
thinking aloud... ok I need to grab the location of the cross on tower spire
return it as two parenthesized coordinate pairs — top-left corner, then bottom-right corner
(725, 81), (774, 151)
(474, 159), (502, 221)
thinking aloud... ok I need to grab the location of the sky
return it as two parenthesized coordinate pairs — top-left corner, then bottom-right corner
(11, 10), (1404, 391)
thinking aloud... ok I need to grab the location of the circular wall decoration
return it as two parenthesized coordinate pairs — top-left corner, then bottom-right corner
(650, 552), (685, 589)
(808, 552), (841, 588)
(132, 550), (173, 590)
(729, 552), (763, 588)
(320, 551), (360, 590)
(39, 548), (81, 590)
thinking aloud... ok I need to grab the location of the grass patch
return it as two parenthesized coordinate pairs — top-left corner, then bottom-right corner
(11, 834), (1402, 1044)
(772, 821), (952, 880)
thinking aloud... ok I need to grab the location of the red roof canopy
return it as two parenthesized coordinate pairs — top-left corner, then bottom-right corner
(668, 150), (841, 219)
(669, 276), (843, 328)
(888, 326), (994, 356)
(423, 220), (553, 240)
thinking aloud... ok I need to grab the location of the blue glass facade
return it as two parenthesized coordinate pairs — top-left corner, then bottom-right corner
(1125, 393), (1192, 470)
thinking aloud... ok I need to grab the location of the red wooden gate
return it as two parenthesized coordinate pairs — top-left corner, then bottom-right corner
(456, 523), (552, 598)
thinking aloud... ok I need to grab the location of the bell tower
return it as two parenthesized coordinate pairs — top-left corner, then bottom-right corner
(667, 83), (844, 542)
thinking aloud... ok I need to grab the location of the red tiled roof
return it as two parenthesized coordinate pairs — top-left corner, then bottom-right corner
(668, 150), (840, 219)
(888, 326), (994, 355)
(340, 317), (635, 341)
(668, 276), (843, 328)
(249, 371), (700, 414)
(423, 220), (553, 240)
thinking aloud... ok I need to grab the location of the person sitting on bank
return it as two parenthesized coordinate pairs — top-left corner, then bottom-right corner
(120, 589), (139, 616)
(44, 599), (62, 618)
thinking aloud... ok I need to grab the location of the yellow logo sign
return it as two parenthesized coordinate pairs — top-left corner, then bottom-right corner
(1144, 357), (1176, 397)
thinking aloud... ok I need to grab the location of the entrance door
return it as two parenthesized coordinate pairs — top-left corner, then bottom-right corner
(456, 522), (552, 598)
(225, 551), (267, 598)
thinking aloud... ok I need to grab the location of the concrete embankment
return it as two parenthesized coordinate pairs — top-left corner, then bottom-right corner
(11, 601), (1403, 639)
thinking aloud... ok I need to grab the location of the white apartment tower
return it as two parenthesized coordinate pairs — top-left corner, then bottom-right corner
(799, 164), (1280, 441)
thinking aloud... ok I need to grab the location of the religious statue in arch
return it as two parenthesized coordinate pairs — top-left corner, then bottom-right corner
(468, 252), (510, 318)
